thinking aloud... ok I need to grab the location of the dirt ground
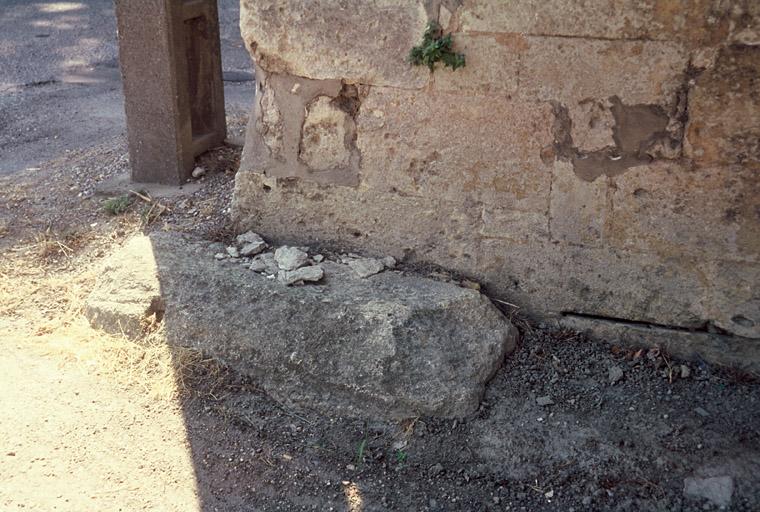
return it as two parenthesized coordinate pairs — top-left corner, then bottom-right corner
(1, 118), (760, 511)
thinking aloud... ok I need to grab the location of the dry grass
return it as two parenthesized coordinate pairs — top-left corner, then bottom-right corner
(1, 225), (227, 403)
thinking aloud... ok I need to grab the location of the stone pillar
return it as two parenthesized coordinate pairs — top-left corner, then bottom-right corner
(115, 0), (226, 185)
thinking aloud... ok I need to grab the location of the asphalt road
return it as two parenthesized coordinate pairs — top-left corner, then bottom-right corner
(0, 0), (254, 175)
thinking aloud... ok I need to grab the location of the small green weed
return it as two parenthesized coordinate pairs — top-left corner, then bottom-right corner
(408, 21), (465, 72)
(102, 194), (132, 215)
(356, 437), (367, 466)
(395, 449), (408, 464)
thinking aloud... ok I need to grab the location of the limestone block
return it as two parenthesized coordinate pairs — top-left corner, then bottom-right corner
(608, 162), (760, 262)
(549, 161), (610, 246)
(684, 46), (760, 168)
(355, 88), (554, 212)
(480, 206), (549, 243)
(477, 238), (709, 329)
(459, 0), (731, 45)
(704, 260), (760, 338)
(231, 173), (483, 277)
(259, 84), (283, 156)
(83, 235), (162, 337)
(299, 96), (352, 171)
(519, 37), (687, 106)
(239, 0), (429, 88)
(432, 34), (522, 96)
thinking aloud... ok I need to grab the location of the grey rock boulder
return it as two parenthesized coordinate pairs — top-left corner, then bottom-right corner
(278, 265), (324, 285)
(274, 246), (309, 271)
(348, 257), (385, 278)
(237, 231), (267, 256)
(249, 252), (278, 274)
(85, 233), (518, 419)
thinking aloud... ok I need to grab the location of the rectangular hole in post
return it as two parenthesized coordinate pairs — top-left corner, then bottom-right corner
(184, 15), (216, 140)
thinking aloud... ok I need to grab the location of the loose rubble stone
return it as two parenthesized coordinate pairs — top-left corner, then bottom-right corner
(236, 231), (263, 245)
(608, 365), (624, 385)
(536, 396), (554, 407)
(694, 407), (710, 418)
(683, 476), (734, 507)
(249, 252), (277, 274)
(381, 256), (396, 269)
(680, 365), (691, 379)
(191, 166), (206, 178)
(313, 254), (324, 263)
(86, 233), (518, 419)
(347, 257), (385, 278)
(278, 265), (324, 286)
(226, 246), (239, 258)
(274, 246), (309, 271)
(240, 240), (267, 256)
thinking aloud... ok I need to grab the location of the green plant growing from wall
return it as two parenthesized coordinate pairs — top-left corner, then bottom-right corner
(408, 21), (465, 72)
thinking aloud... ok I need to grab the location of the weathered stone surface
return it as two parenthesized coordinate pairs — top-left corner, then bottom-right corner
(477, 238), (709, 329)
(299, 96), (352, 171)
(571, 99), (616, 152)
(432, 34), (522, 95)
(459, 0), (734, 45)
(278, 265), (324, 285)
(479, 206), (549, 244)
(249, 252), (278, 274)
(347, 258), (385, 278)
(232, 173), (483, 277)
(549, 161), (610, 246)
(239, 0), (429, 88)
(86, 233), (518, 419)
(234, 0), (760, 369)
(83, 235), (162, 337)
(356, 88), (553, 211)
(685, 46), (760, 168)
(274, 246), (309, 271)
(520, 37), (687, 106)
(608, 163), (760, 263)
(704, 260), (760, 339)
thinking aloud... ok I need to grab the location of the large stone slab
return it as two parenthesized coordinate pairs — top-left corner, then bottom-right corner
(85, 233), (518, 419)
(239, 0), (429, 88)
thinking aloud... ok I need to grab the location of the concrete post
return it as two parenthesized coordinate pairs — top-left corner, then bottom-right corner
(115, 0), (226, 185)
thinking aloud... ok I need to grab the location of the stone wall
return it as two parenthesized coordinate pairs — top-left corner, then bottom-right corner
(232, 0), (760, 370)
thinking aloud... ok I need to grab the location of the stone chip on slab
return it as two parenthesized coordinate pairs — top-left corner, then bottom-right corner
(85, 233), (518, 419)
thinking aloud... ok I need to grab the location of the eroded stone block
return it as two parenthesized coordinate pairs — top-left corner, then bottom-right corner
(608, 162), (760, 262)
(299, 96), (352, 171)
(549, 161), (610, 246)
(432, 34), (522, 95)
(519, 37), (687, 106)
(459, 0), (735, 45)
(239, 0), (429, 88)
(356, 88), (553, 212)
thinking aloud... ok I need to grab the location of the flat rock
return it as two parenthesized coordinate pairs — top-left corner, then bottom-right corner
(240, 240), (267, 257)
(278, 265), (324, 286)
(249, 252), (277, 274)
(85, 233), (518, 419)
(274, 246), (309, 271)
(347, 257), (385, 278)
